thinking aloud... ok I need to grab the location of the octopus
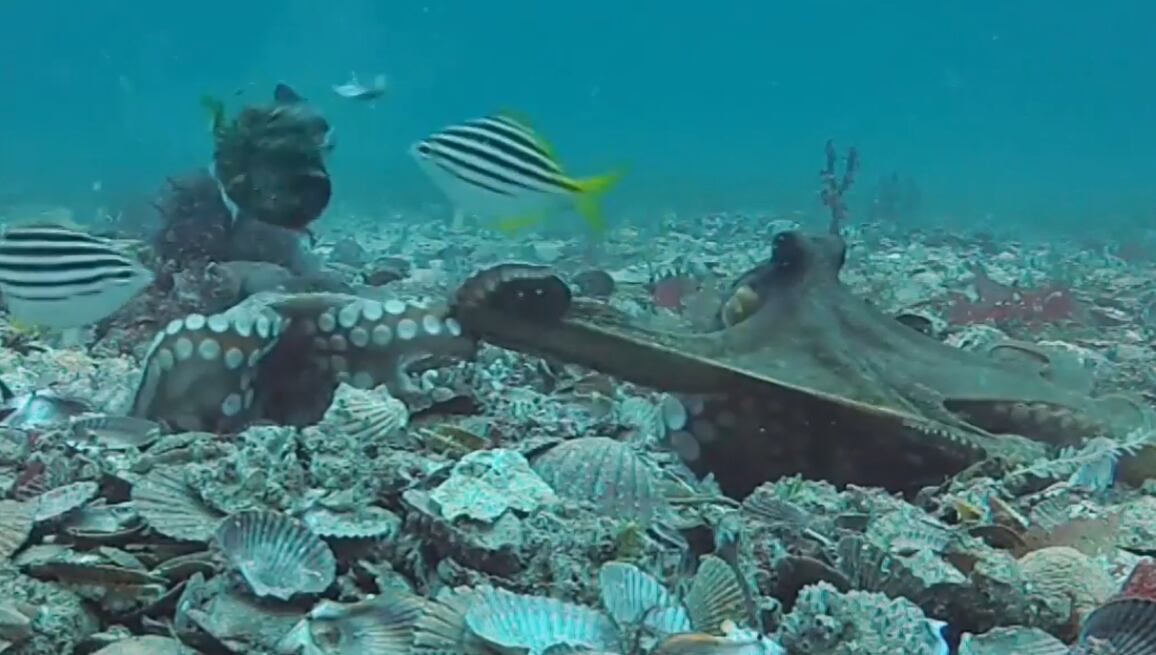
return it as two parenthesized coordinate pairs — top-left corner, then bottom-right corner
(130, 292), (475, 432)
(450, 231), (1151, 496)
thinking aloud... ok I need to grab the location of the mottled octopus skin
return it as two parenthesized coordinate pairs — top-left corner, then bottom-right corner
(453, 234), (1150, 497)
(131, 292), (474, 432)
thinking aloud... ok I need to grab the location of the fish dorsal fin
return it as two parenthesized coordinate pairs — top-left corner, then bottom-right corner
(494, 110), (559, 161)
(200, 94), (227, 135)
(3, 217), (86, 233)
(274, 83), (304, 103)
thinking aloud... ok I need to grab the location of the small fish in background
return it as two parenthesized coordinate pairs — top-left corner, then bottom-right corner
(409, 112), (623, 234)
(0, 224), (154, 329)
(332, 72), (388, 101)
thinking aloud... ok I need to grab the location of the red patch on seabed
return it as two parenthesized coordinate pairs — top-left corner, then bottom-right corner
(1117, 560), (1156, 601)
(651, 277), (691, 310)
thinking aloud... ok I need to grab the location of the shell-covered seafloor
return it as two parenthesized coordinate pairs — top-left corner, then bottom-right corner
(3, 205), (1156, 654)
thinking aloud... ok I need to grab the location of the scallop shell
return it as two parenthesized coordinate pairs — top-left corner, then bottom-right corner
(835, 536), (924, 600)
(617, 397), (667, 444)
(213, 509), (336, 600)
(278, 593), (427, 655)
(0, 500), (35, 559)
(413, 587), (489, 655)
(598, 561), (689, 635)
(740, 495), (811, 528)
(131, 466), (224, 541)
(1079, 597), (1156, 654)
(302, 505), (402, 539)
(34, 480), (98, 522)
(958, 626), (1068, 655)
(321, 383), (409, 442)
(531, 437), (668, 526)
(684, 555), (748, 633)
(465, 587), (619, 655)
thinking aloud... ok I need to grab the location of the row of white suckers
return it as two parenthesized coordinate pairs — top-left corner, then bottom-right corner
(137, 298), (465, 419)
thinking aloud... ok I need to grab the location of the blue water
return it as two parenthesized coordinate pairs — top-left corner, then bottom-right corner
(1, 1), (1153, 235)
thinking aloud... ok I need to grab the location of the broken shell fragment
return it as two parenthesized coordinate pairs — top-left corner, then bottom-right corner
(34, 480), (99, 522)
(214, 509), (337, 600)
(302, 505), (402, 540)
(277, 593), (427, 655)
(0, 500), (34, 559)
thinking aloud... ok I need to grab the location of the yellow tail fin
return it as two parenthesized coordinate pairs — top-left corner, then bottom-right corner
(573, 169), (625, 234)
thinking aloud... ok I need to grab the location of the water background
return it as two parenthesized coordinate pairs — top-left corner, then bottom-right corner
(1, 1), (1153, 238)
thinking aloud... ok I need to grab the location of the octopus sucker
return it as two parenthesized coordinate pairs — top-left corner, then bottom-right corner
(131, 292), (477, 430)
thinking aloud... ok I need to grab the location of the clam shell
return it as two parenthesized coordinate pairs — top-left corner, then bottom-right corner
(34, 480), (98, 522)
(465, 587), (619, 655)
(0, 500), (34, 559)
(131, 466), (224, 542)
(598, 561), (689, 635)
(531, 437), (668, 526)
(213, 509), (336, 600)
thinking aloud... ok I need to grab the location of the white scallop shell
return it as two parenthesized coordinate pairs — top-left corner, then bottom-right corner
(465, 587), (619, 655)
(214, 509), (336, 600)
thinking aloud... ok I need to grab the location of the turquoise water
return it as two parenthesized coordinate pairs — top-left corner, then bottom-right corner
(1, 1), (1153, 234)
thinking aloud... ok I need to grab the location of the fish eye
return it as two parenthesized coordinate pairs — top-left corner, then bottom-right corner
(415, 143), (432, 157)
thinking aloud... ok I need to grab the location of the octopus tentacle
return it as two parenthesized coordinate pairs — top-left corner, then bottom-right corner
(279, 296), (474, 398)
(131, 292), (477, 430)
(131, 304), (285, 432)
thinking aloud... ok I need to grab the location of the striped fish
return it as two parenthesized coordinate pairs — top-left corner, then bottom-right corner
(409, 113), (622, 234)
(0, 224), (154, 329)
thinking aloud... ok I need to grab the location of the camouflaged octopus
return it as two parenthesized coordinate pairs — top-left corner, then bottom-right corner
(130, 292), (474, 431)
(450, 231), (1151, 497)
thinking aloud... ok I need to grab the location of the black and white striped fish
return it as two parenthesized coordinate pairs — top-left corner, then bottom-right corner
(0, 224), (154, 329)
(409, 113), (622, 234)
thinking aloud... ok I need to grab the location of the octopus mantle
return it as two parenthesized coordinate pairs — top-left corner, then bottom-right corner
(450, 232), (1149, 496)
